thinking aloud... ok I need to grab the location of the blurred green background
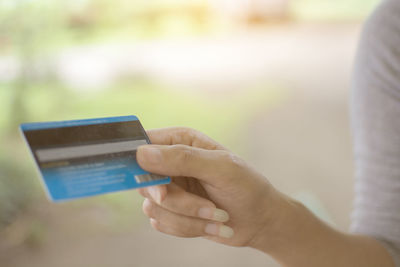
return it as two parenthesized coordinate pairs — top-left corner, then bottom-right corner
(0, 0), (380, 266)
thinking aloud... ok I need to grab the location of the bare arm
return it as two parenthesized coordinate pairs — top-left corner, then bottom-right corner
(251, 196), (394, 267)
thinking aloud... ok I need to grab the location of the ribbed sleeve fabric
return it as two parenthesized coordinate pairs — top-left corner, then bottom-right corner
(350, 0), (400, 266)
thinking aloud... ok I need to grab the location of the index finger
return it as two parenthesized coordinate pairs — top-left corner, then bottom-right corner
(146, 127), (226, 150)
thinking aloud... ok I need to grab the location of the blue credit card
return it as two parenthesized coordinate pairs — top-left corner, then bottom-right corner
(20, 115), (170, 202)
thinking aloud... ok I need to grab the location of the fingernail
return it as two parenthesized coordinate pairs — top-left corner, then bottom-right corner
(198, 208), (229, 222)
(139, 146), (162, 164)
(219, 225), (234, 238)
(148, 186), (162, 204)
(205, 223), (234, 238)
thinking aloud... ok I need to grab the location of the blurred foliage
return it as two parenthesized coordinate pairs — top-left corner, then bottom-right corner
(24, 219), (47, 248)
(0, 154), (36, 228)
(291, 0), (380, 21)
(0, 0), (212, 55)
(0, 0), (382, 56)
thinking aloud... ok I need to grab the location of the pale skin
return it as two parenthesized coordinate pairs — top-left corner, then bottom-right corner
(136, 127), (395, 267)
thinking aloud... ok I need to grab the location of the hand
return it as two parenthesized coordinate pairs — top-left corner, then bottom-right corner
(136, 127), (287, 248)
(137, 128), (396, 267)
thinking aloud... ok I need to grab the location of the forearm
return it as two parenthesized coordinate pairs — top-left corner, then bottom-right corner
(251, 194), (395, 267)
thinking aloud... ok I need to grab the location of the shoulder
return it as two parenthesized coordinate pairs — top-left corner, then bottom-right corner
(362, 0), (400, 44)
(354, 0), (400, 97)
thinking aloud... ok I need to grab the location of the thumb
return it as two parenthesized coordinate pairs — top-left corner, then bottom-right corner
(137, 144), (239, 187)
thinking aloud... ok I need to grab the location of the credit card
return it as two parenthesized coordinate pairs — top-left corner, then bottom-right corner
(20, 115), (170, 202)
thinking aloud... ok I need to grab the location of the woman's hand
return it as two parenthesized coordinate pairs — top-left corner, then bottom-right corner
(137, 128), (395, 267)
(136, 127), (287, 248)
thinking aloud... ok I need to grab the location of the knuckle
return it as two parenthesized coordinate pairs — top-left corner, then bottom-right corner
(177, 127), (197, 137)
(167, 191), (201, 217)
(137, 188), (147, 198)
(183, 127), (204, 142)
(173, 144), (195, 163)
(221, 151), (244, 169)
(173, 127), (196, 144)
(142, 199), (154, 218)
(150, 219), (161, 232)
(164, 191), (197, 217)
(219, 151), (245, 181)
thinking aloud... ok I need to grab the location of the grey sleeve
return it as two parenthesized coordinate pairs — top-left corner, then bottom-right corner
(350, 0), (400, 266)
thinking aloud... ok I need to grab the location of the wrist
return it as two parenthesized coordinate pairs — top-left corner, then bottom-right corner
(248, 189), (304, 253)
(248, 191), (340, 266)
